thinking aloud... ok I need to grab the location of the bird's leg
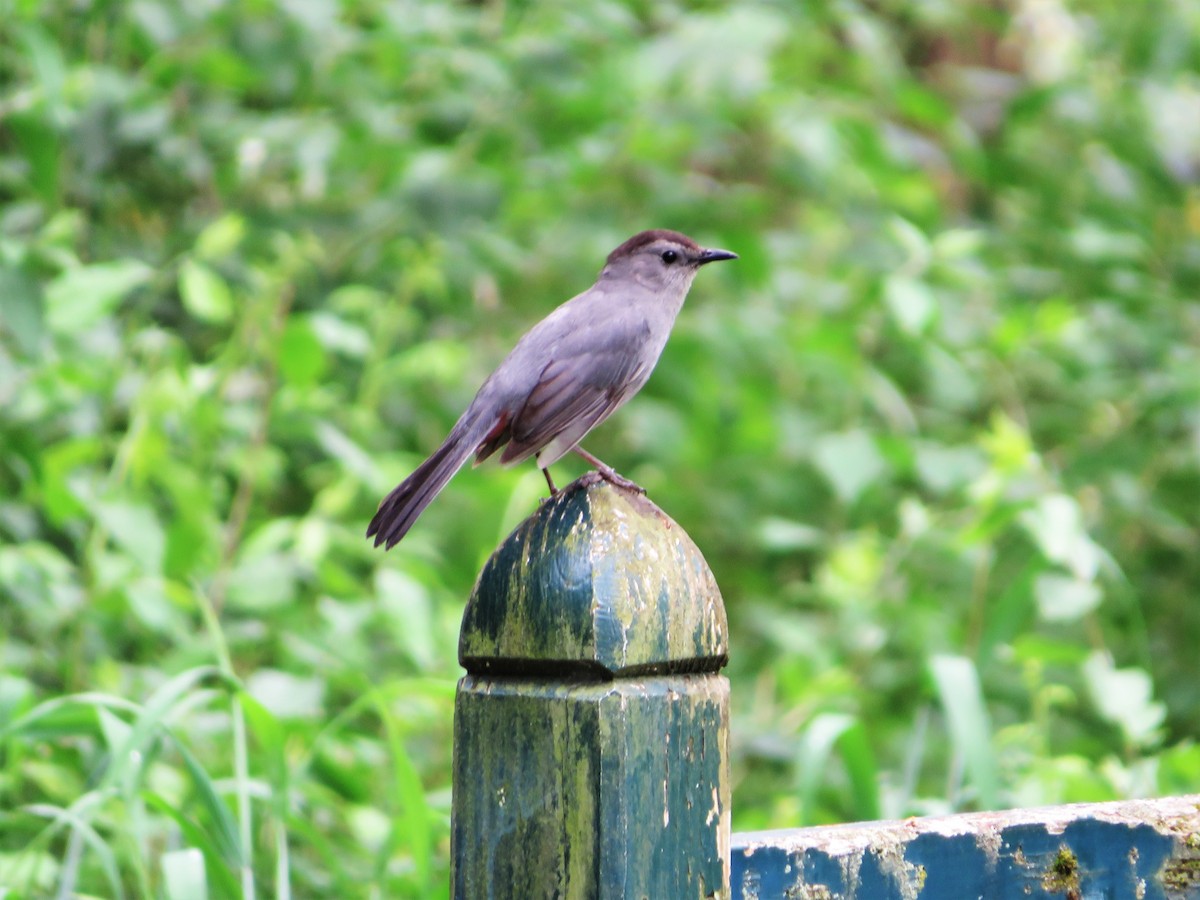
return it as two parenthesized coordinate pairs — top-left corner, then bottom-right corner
(573, 446), (645, 494)
(539, 461), (558, 496)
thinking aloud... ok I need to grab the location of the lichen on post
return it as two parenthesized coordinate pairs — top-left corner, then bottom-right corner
(451, 474), (731, 899)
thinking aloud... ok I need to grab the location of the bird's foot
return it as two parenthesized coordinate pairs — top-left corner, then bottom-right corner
(594, 464), (645, 494)
(572, 445), (646, 494)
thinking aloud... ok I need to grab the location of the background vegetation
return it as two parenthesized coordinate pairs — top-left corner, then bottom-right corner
(2, 0), (1199, 896)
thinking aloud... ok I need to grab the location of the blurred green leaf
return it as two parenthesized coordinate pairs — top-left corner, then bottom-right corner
(246, 669), (325, 721)
(173, 738), (245, 867)
(279, 315), (327, 387)
(756, 517), (824, 552)
(1083, 652), (1166, 749)
(0, 267), (45, 356)
(18, 25), (67, 120)
(375, 568), (438, 672)
(224, 553), (298, 612)
(0, 675), (34, 732)
(1034, 573), (1101, 622)
(930, 655), (998, 808)
(40, 437), (104, 523)
(883, 275), (935, 334)
(812, 430), (886, 504)
(796, 712), (856, 821)
(44, 261), (152, 334)
(161, 848), (207, 900)
(913, 441), (986, 494)
(195, 214), (247, 260)
(0, 850), (61, 892)
(92, 498), (166, 574)
(1020, 495), (1106, 581)
(21, 800), (125, 900)
(179, 260), (234, 325)
(96, 706), (133, 756)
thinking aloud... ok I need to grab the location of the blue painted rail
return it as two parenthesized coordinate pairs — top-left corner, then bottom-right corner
(448, 479), (1200, 898)
(732, 794), (1200, 899)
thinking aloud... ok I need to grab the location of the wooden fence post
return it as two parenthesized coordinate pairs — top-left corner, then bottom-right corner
(451, 474), (731, 899)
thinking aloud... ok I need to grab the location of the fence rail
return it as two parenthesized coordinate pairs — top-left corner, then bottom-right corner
(447, 479), (1200, 898)
(732, 794), (1200, 899)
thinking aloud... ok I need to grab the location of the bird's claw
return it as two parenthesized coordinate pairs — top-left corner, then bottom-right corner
(596, 466), (646, 494)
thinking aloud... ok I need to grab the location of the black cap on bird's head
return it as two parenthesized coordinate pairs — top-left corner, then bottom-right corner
(605, 229), (738, 269)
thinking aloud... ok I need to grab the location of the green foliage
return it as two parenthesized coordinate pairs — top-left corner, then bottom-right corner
(2, 0), (1200, 895)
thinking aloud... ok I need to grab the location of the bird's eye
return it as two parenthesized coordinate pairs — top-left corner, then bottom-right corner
(660, 249), (678, 264)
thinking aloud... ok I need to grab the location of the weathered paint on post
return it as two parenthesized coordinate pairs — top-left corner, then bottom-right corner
(452, 475), (731, 899)
(731, 794), (1200, 899)
(459, 474), (727, 676)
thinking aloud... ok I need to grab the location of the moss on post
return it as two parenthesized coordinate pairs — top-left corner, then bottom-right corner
(451, 475), (731, 899)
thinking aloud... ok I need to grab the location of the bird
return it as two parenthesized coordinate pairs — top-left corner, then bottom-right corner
(367, 229), (737, 549)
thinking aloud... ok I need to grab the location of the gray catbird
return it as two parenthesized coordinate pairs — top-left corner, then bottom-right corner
(367, 229), (737, 548)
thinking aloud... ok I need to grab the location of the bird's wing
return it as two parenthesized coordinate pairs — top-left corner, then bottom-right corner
(498, 352), (646, 466)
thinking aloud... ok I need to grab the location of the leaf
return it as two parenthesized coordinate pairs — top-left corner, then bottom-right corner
(92, 498), (166, 574)
(835, 718), (881, 821)
(812, 430), (886, 504)
(40, 436), (105, 523)
(1069, 222), (1144, 262)
(914, 442), (986, 494)
(14, 25), (66, 201)
(162, 848), (208, 900)
(21, 800), (125, 900)
(19, 24), (67, 119)
(1020, 494), (1106, 581)
(179, 259), (233, 324)
(9, 111), (61, 205)
(883, 275), (936, 334)
(309, 310), (371, 357)
(796, 713), (880, 822)
(0, 692), (140, 742)
(224, 553), (298, 611)
(1034, 572), (1101, 622)
(45, 260), (152, 334)
(279, 315), (327, 387)
(315, 422), (377, 484)
(96, 706), (133, 756)
(632, 8), (787, 100)
(756, 517), (824, 552)
(1083, 652), (1165, 748)
(0, 675), (33, 733)
(930, 655), (998, 808)
(372, 689), (435, 891)
(142, 792), (241, 898)
(933, 229), (984, 259)
(238, 692), (288, 795)
(0, 850), (61, 892)
(0, 267), (45, 355)
(246, 669), (326, 720)
(125, 574), (186, 635)
(979, 411), (1035, 473)
(100, 667), (226, 794)
(375, 568), (437, 671)
(172, 738), (245, 866)
(195, 214), (247, 260)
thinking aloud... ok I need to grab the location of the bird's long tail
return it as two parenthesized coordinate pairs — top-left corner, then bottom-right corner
(367, 414), (492, 549)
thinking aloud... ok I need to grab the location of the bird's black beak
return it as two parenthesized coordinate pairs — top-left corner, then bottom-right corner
(697, 247), (738, 265)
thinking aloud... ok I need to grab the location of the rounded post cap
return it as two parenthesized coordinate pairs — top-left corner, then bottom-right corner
(460, 475), (728, 677)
